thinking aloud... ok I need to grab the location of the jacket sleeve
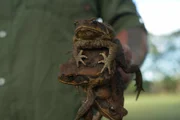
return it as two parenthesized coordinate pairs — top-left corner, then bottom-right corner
(95, 0), (144, 34)
(96, 0), (148, 65)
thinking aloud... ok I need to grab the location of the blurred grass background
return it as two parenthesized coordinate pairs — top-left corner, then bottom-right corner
(102, 94), (180, 120)
(101, 79), (180, 120)
(124, 94), (180, 120)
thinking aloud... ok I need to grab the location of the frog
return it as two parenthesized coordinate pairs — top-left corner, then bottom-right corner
(74, 71), (128, 120)
(73, 18), (118, 74)
(73, 18), (144, 99)
(93, 71), (128, 120)
(59, 64), (141, 120)
(59, 18), (144, 120)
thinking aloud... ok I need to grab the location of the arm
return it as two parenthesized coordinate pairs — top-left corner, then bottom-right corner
(95, 0), (148, 66)
(116, 27), (148, 66)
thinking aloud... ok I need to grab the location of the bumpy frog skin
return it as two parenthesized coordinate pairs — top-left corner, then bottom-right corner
(73, 18), (115, 41)
(73, 18), (118, 74)
(74, 72), (128, 120)
(72, 18), (143, 98)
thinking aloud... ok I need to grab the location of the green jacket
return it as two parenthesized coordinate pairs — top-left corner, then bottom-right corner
(0, 0), (142, 119)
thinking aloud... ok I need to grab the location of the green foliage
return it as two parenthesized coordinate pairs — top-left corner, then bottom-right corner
(150, 43), (160, 55)
(124, 81), (136, 94)
(125, 80), (152, 94)
(125, 78), (180, 94)
(163, 77), (177, 92)
(142, 80), (152, 92)
(144, 31), (180, 80)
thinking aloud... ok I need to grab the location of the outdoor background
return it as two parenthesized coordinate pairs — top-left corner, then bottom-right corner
(104, 0), (180, 120)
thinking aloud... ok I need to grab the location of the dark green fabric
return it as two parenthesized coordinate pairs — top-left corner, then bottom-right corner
(0, 0), (142, 119)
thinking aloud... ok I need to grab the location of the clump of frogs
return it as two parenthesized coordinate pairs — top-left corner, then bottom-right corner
(59, 18), (144, 120)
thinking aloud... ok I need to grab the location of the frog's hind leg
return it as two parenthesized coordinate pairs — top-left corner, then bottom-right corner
(134, 67), (144, 100)
(122, 64), (144, 100)
(75, 88), (96, 120)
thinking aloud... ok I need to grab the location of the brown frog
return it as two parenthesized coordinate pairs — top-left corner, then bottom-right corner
(59, 18), (144, 120)
(59, 72), (127, 120)
(73, 18), (118, 74)
(73, 18), (144, 99)
(74, 71), (128, 120)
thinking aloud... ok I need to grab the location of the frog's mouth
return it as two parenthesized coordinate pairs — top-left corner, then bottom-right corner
(75, 26), (106, 39)
(75, 26), (105, 34)
(59, 74), (89, 86)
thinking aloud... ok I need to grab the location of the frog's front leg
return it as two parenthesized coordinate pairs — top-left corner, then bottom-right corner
(98, 41), (118, 74)
(73, 42), (88, 67)
(98, 52), (111, 74)
(74, 50), (87, 67)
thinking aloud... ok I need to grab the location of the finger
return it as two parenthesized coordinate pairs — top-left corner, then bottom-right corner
(98, 60), (104, 64)
(81, 55), (88, 59)
(100, 66), (106, 73)
(101, 53), (107, 59)
(108, 66), (111, 74)
(79, 50), (83, 54)
(99, 53), (103, 55)
(99, 52), (106, 58)
(80, 59), (86, 65)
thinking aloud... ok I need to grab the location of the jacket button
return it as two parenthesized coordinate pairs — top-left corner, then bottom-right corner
(0, 30), (7, 38)
(0, 77), (5, 86)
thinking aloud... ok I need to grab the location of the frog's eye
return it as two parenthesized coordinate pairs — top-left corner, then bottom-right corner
(109, 106), (116, 114)
(91, 20), (98, 25)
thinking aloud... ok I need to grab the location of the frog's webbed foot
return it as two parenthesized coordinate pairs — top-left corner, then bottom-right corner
(134, 68), (144, 100)
(98, 52), (112, 74)
(75, 50), (87, 67)
(135, 83), (144, 101)
(135, 86), (144, 101)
